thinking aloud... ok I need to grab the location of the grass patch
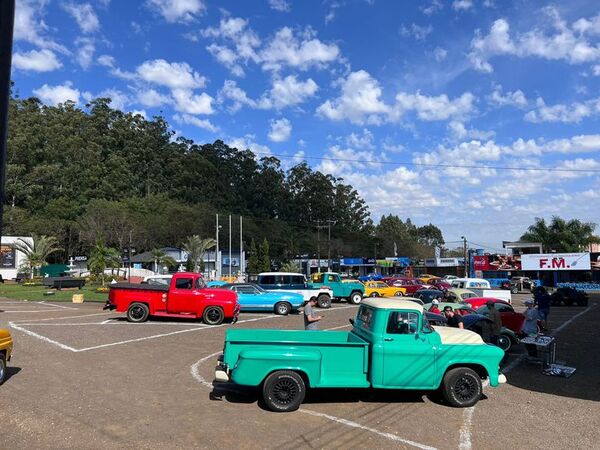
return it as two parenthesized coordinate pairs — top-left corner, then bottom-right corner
(0, 283), (108, 303)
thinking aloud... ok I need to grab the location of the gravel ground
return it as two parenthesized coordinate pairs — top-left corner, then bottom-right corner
(0, 294), (598, 449)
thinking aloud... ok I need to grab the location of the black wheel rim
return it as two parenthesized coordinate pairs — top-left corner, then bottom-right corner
(0, 360), (5, 381)
(455, 376), (477, 401)
(498, 336), (510, 351)
(272, 379), (298, 405)
(130, 306), (144, 320)
(207, 308), (221, 323)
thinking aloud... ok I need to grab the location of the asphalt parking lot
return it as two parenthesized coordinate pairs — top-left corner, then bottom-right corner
(1, 294), (599, 449)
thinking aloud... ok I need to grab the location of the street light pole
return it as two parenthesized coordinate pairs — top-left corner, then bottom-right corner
(229, 214), (232, 278)
(215, 214), (220, 279)
(461, 236), (468, 277)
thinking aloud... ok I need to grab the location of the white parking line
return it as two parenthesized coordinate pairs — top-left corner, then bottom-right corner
(11, 312), (112, 323)
(324, 324), (351, 331)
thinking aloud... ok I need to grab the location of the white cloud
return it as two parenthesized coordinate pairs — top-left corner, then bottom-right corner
(218, 80), (256, 112)
(98, 88), (129, 110)
(524, 97), (600, 123)
(488, 85), (528, 108)
(259, 75), (318, 109)
(98, 54), (136, 80)
(316, 145), (384, 176)
(421, 0), (443, 15)
(14, 0), (68, 53)
(433, 47), (447, 61)
(33, 81), (80, 105)
(171, 89), (214, 115)
(317, 70), (389, 125)
(346, 129), (375, 149)
(12, 49), (62, 72)
(137, 88), (171, 108)
(131, 109), (147, 119)
(382, 141), (405, 153)
(228, 135), (272, 157)
(469, 9), (600, 73)
(269, 0), (290, 12)
(173, 113), (218, 132)
(146, 0), (205, 23)
(62, 2), (100, 34)
(400, 23), (433, 41)
(448, 121), (495, 140)
(394, 91), (476, 121)
(75, 37), (95, 69)
(268, 118), (292, 142)
(136, 59), (206, 89)
(452, 0), (473, 11)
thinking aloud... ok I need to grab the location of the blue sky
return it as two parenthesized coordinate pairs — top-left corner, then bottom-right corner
(10, 0), (600, 252)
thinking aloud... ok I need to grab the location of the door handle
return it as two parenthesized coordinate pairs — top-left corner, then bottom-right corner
(384, 337), (394, 342)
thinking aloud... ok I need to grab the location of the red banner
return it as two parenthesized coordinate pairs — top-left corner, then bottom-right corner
(473, 255), (489, 271)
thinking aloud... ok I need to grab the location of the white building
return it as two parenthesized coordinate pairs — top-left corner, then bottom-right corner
(0, 236), (33, 280)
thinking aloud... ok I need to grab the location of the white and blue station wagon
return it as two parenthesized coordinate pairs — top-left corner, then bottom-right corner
(220, 283), (304, 315)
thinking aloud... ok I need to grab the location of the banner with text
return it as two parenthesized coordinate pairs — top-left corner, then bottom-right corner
(521, 253), (591, 271)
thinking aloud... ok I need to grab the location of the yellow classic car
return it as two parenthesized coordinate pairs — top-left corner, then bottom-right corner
(363, 281), (406, 297)
(417, 274), (440, 283)
(0, 328), (13, 385)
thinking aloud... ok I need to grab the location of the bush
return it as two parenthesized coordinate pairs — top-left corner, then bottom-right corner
(95, 287), (110, 293)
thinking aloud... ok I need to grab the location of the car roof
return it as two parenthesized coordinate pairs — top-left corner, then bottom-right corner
(221, 283), (259, 288)
(258, 272), (305, 276)
(447, 288), (476, 294)
(361, 298), (424, 312)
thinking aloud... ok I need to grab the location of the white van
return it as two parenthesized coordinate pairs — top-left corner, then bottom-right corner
(451, 278), (511, 303)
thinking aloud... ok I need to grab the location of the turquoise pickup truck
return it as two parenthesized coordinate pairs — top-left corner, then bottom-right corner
(309, 272), (364, 304)
(215, 299), (506, 412)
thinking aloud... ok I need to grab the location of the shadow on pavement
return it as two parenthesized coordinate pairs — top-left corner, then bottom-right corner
(3, 366), (22, 384)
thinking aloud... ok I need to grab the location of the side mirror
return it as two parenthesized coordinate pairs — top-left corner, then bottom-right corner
(349, 318), (355, 326)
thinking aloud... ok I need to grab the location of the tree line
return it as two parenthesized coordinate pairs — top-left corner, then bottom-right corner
(4, 92), (447, 265)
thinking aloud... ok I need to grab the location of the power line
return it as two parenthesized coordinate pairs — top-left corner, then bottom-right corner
(252, 151), (600, 173)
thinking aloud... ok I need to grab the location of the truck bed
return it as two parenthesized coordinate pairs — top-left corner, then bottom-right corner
(109, 283), (169, 292)
(224, 329), (370, 388)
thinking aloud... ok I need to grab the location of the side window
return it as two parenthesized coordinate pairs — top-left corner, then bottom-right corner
(327, 275), (335, 282)
(195, 278), (206, 289)
(497, 304), (512, 313)
(387, 311), (419, 335)
(356, 306), (373, 331)
(175, 277), (193, 289)
(259, 275), (275, 285)
(313, 273), (324, 283)
(236, 286), (255, 294)
(273, 275), (285, 285)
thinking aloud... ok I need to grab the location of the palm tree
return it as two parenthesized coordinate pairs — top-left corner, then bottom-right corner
(280, 261), (300, 272)
(88, 242), (122, 286)
(521, 216), (599, 252)
(182, 235), (216, 273)
(13, 235), (62, 279)
(150, 248), (176, 274)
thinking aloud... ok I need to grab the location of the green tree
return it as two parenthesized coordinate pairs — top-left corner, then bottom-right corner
(280, 261), (300, 272)
(88, 241), (121, 286)
(259, 238), (271, 272)
(13, 235), (62, 278)
(521, 216), (600, 252)
(247, 239), (259, 274)
(182, 235), (216, 273)
(150, 248), (176, 274)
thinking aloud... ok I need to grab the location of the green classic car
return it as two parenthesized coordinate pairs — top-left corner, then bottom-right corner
(215, 299), (506, 412)
(0, 328), (13, 385)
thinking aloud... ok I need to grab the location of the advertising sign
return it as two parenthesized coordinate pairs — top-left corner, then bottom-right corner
(0, 245), (15, 268)
(341, 258), (363, 265)
(487, 254), (521, 271)
(473, 255), (489, 271)
(521, 253), (591, 271)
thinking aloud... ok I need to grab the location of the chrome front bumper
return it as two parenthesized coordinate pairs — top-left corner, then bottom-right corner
(215, 362), (230, 382)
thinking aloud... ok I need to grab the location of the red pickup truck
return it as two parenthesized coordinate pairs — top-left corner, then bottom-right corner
(104, 272), (239, 325)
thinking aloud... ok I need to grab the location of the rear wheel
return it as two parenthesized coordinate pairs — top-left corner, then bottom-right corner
(497, 334), (512, 352)
(511, 287), (518, 294)
(317, 294), (331, 309)
(274, 302), (292, 315)
(126, 302), (149, 323)
(394, 291), (404, 297)
(203, 306), (225, 325)
(349, 291), (362, 305)
(442, 367), (482, 407)
(0, 353), (6, 385)
(262, 370), (306, 412)
(369, 292), (380, 298)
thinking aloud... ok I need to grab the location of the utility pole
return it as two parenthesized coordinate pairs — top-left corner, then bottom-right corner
(461, 236), (468, 277)
(215, 214), (220, 279)
(0, 1), (15, 245)
(327, 221), (331, 271)
(128, 230), (132, 281)
(316, 220), (321, 273)
(239, 216), (243, 279)
(374, 242), (378, 273)
(229, 214), (232, 277)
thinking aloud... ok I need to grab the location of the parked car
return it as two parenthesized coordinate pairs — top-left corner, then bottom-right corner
(386, 278), (431, 295)
(142, 274), (172, 286)
(417, 274), (439, 283)
(551, 287), (589, 306)
(358, 273), (383, 282)
(474, 302), (525, 334)
(413, 289), (444, 304)
(462, 297), (507, 309)
(206, 280), (227, 287)
(256, 272), (333, 308)
(363, 281), (406, 298)
(423, 302), (475, 315)
(451, 278), (512, 303)
(428, 278), (452, 291)
(442, 275), (459, 281)
(507, 276), (537, 294)
(105, 272), (239, 325)
(425, 311), (447, 326)
(215, 298), (506, 411)
(310, 272), (365, 304)
(445, 288), (478, 303)
(0, 328), (13, 385)
(220, 283), (303, 315)
(462, 314), (518, 352)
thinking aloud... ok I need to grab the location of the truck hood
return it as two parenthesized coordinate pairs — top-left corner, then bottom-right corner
(433, 326), (484, 345)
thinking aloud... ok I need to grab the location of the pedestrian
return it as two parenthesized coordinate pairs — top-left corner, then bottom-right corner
(429, 299), (441, 314)
(485, 300), (502, 345)
(521, 299), (539, 358)
(443, 306), (464, 329)
(534, 287), (551, 331)
(303, 297), (322, 330)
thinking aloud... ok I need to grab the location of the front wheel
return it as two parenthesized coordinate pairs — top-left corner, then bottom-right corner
(394, 291), (404, 297)
(203, 306), (225, 325)
(349, 291), (362, 305)
(442, 367), (482, 407)
(369, 292), (380, 298)
(274, 302), (292, 315)
(262, 370), (306, 412)
(497, 335), (512, 352)
(0, 353), (6, 385)
(317, 294), (331, 309)
(126, 302), (149, 323)
(511, 287), (518, 294)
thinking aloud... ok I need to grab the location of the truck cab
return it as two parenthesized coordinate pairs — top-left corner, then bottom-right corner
(310, 272), (364, 304)
(216, 298), (506, 412)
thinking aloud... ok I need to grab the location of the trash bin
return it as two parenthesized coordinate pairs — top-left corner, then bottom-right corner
(72, 294), (84, 303)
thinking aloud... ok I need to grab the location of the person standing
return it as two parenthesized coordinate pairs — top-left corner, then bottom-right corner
(521, 299), (539, 335)
(486, 300), (502, 345)
(443, 306), (464, 329)
(534, 287), (551, 331)
(429, 299), (441, 314)
(303, 297), (322, 330)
